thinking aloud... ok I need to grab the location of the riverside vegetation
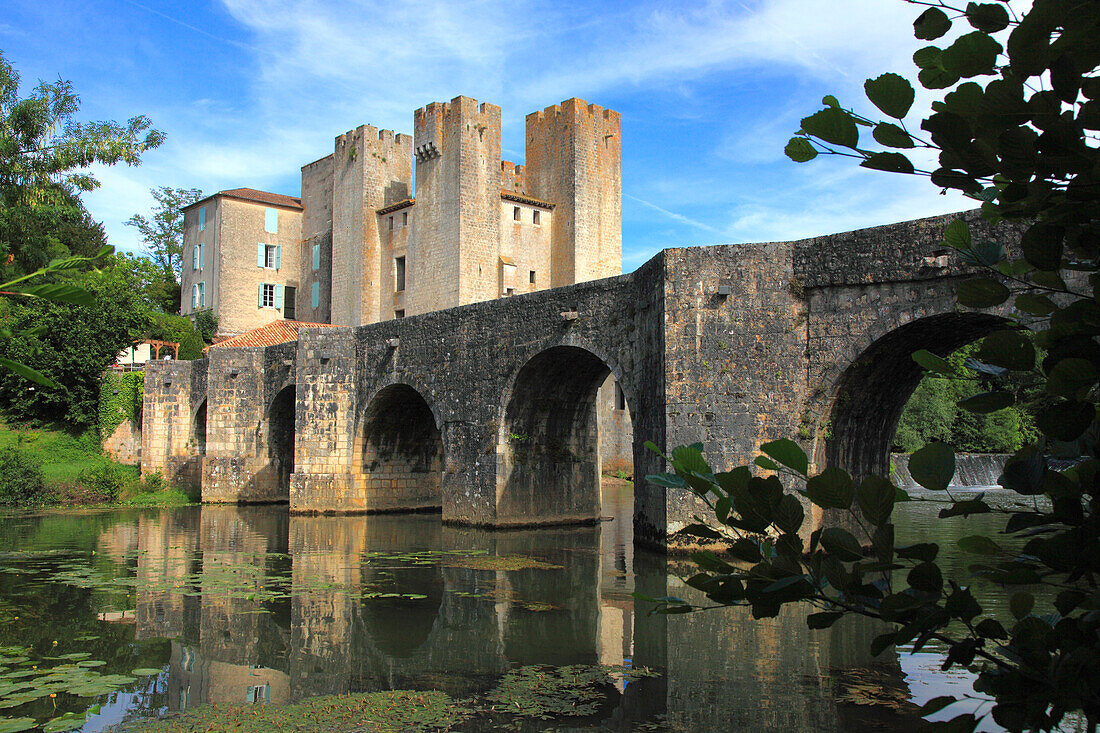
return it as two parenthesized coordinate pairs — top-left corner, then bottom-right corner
(648, 1), (1100, 731)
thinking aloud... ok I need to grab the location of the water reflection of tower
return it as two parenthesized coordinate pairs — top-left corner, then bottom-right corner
(134, 508), (201, 641)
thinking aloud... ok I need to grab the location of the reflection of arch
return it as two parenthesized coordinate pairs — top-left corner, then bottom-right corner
(824, 312), (1007, 480)
(192, 399), (207, 456)
(360, 563), (444, 658)
(499, 346), (628, 524)
(354, 384), (443, 511)
(267, 387), (296, 495)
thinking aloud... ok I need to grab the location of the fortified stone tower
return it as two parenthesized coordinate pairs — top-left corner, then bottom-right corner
(526, 99), (623, 286)
(299, 154), (335, 324)
(329, 126), (412, 326)
(410, 96), (503, 314)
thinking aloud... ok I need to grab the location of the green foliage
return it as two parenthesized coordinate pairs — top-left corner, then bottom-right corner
(191, 309), (218, 343)
(74, 462), (125, 503)
(97, 371), (143, 439)
(146, 313), (204, 360)
(124, 186), (202, 298)
(0, 446), (46, 506)
(895, 341), (1038, 453)
(648, 2), (1100, 731)
(0, 51), (163, 275)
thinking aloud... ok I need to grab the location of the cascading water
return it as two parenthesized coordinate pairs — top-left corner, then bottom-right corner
(890, 453), (1008, 489)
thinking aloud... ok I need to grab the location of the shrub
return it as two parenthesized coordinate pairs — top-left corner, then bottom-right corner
(0, 446), (47, 506)
(76, 461), (126, 502)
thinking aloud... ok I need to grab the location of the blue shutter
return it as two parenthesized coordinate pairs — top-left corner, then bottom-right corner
(199, 282), (206, 308)
(275, 284), (284, 310)
(257, 243), (265, 268)
(199, 243), (204, 270)
(191, 284), (197, 310)
(312, 244), (320, 270)
(258, 283), (265, 307)
(265, 208), (278, 233)
(192, 245), (198, 271)
(275, 245), (282, 270)
(198, 207), (206, 231)
(311, 282), (319, 308)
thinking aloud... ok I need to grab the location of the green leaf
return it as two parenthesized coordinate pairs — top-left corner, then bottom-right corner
(860, 152), (915, 174)
(4, 283), (95, 306)
(646, 473), (686, 489)
(0, 719), (36, 733)
(912, 349), (960, 376)
(913, 46), (943, 69)
(914, 7), (951, 40)
(800, 108), (859, 149)
(1035, 400), (1095, 441)
(678, 523), (722, 540)
(871, 632), (896, 657)
(941, 31), (1003, 78)
(909, 442), (955, 492)
(1009, 590), (1034, 619)
(958, 535), (1000, 555)
(773, 494), (805, 534)
(957, 391), (1014, 413)
(921, 696), (958, 715)
(820, 527), (863, 562)
(898, 543), (939, 562)
(42, 714), (85, 733)
(0, 357), (60, 389)
(907, 562), (943, 593)
(784, 137), (818, 162)
(919, 66), (961, 89)
(728, 538), (762, 564)
(1046, 358), (1099, 399)
(965, 2), (1010, 32)
(977, 330), (1034, 371)
(760, 438), (808, 476)
(856, 475), (896, 525)
(1021, 223), (1064, 272)
(864, 73), (915, 119)
(872, 122), (915, 149)
(754, 455), (779, 471)
(943, 219), (972, 249)
(805, 467), (854, 509)
(1014, 293), (1057, 316)
(807, 611), (844, 629)
(975, 618), (1008, 639)
(957, 278), (1010, 308)
(939, 499), (991, 518)
(821, 95), (839, 108)
(671, 444), (710, 475)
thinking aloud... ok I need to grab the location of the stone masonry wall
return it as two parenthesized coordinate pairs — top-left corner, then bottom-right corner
(299, 154), (334, 323)
(141, 359), (206, 489)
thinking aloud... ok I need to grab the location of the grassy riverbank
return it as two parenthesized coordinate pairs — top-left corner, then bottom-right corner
(0, 422), (193, 508)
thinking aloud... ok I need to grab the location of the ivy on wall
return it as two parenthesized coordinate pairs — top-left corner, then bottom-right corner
(98, 372), (144, 439)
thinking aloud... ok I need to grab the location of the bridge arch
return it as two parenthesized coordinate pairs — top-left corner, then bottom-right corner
(353, 383), (444, 512)
(497, 345), (634, 525)
(819, 311), (1009, 480)
(266, 386), (296, 497)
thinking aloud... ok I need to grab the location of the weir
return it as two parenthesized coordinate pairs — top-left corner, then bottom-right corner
(142, 210), (1024, 548)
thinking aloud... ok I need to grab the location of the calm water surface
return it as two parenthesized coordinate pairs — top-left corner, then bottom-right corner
(0, 484), (1064, 731)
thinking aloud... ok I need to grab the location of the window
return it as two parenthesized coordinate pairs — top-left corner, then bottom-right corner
(615, 382), (626, 411)
(533, 210), (540, 225)
(513, 206), (520, 221)
(192, 243), (200, 271)
(191, 283), (198, 310)
(394, 309), (405, 319)
(260, 283), (275, 308)
(402, 211), (408, 226)
(311, 282), (319, 309)
(529, 270), (536, 284)
(198, 281), (205, 308)
(246, 684), (270, 704)
(312, 243), (320, 271)
(395, 256), (406, 292)
(264, 208), (278, 233)
(284, 286), (296, 320)
(505, 287), (514, 296)
(258, 243), (281, 269)
(198, 207), (205, 232)
(389, 216), (394, 231)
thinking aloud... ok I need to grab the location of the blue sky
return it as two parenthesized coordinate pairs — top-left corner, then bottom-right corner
(2, 0), (973, 270)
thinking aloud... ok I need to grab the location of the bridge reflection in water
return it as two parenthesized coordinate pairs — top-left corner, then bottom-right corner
(126, 484), (916, 731)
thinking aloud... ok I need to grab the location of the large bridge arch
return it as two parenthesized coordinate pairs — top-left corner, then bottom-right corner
(817, 310), (1010, 481)
(352, 383), (444, 513)
(496, 345), (635, 526)
(265, 386), (296, 498)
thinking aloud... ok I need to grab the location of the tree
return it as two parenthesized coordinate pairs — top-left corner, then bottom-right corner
(125, 186), (203, 290)
(649, 2), (1100, 731)
(0, 50), (164, 273)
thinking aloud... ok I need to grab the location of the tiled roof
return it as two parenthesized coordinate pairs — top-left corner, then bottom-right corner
(501, 190), (554, 210)
(185, 188), (303, 211)
(377, 198), (415, 215)
(208, 320), (336, 349)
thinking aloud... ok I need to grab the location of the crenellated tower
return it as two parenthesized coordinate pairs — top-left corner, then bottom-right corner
(526, 98), (622, 286)
(410, 96), (502, 314)
(329, 126), (412, 326)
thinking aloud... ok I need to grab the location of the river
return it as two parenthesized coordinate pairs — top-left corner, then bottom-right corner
(0, 481), (1072, 732)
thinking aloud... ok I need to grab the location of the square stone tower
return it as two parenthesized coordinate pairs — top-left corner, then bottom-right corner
(526, 99), (623, 286)
(328, 126), (413, 326)
(410, 97), (503, 314)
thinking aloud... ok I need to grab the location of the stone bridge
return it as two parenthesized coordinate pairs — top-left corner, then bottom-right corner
(141, 211), (1021, 548)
